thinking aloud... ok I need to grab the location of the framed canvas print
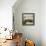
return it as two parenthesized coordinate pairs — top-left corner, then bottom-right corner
(22, 13), (35, 25)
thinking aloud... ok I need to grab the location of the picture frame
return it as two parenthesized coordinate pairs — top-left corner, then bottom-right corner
(22, 13), (35, 25)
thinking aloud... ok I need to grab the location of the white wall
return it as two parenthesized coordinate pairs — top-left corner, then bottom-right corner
(0, 0), (16, 29)
(0, 0), (46, 46)
(13, 0), (41, 46)
(40, 0), (46, 46)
